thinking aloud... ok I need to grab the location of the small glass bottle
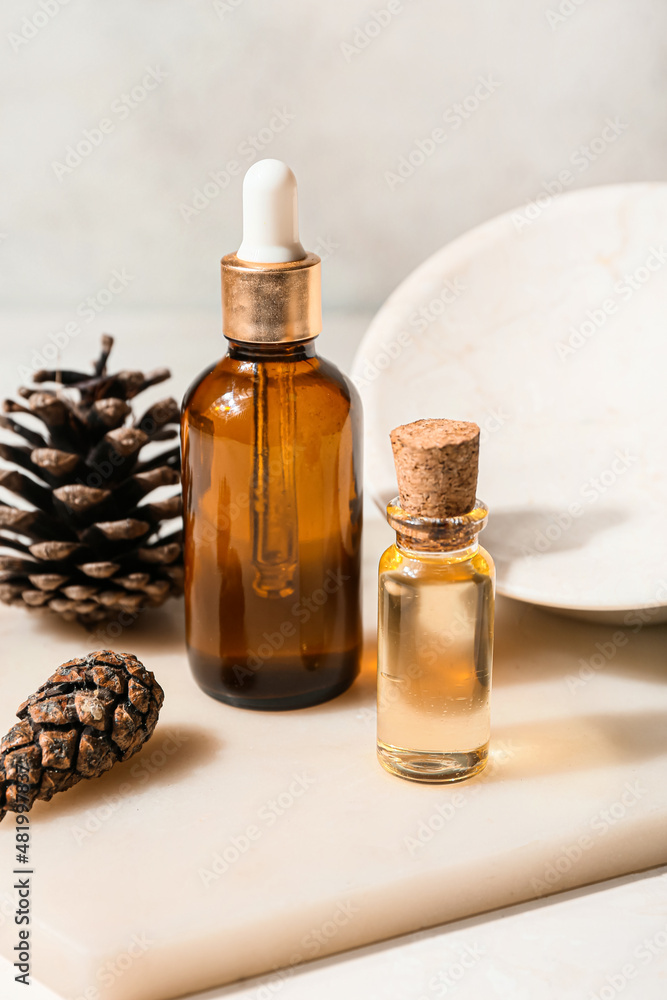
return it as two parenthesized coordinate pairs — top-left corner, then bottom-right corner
(377, 419), (494, 782)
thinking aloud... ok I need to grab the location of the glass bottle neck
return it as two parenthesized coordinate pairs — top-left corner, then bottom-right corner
(386, 496), (488, 557)
(395, 534), (480, 561)
(226, 338), (318, 362)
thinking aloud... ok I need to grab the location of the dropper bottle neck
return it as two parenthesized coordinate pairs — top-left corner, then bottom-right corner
(226, 339), (318, 362)
(221, 159), (322, 345)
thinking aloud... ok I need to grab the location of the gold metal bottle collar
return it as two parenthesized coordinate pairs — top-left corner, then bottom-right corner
(220, 252), (322, 344)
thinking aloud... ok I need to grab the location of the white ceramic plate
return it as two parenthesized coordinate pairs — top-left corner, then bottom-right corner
(353, 183), (667, 623)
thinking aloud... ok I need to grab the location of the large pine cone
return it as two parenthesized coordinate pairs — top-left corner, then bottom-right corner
(0, 335), (183, 628)
(0, 650), (164, 822)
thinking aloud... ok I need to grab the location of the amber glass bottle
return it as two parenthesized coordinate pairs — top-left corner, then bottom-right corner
(181, 160), (363, 710)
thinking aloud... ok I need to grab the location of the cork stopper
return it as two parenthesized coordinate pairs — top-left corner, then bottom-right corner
(390, 418), (480, 518)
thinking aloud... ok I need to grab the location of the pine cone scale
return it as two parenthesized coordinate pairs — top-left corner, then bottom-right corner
(38, 729), (78, 770)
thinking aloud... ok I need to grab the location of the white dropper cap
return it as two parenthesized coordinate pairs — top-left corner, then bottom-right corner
(236, 159), (307, 264)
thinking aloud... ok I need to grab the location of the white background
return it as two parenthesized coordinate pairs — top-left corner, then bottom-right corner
(1, 0), (665, 327)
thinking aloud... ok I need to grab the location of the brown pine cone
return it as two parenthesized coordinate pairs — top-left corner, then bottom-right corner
(0, 334), (183, 628)
(0, 650), (164, 822)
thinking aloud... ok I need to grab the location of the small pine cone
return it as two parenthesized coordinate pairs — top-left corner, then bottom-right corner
(0, 650), (164, 822)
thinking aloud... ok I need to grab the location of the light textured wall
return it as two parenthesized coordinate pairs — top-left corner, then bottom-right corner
(1, 0), (665, 317)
